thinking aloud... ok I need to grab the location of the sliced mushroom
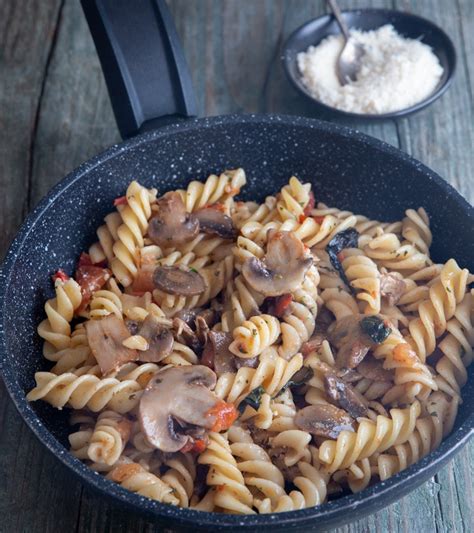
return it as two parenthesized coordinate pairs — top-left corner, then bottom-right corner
(173, 317), (202, 353)
(301, 334), (326, 357)
(380, 272), (406, 306)
(137, 314), (174, 363)
(201, 330), (236, 375)
(85, 315), (138, 375)
(175, 307), (204, 328)
(242, 230), (312, 296)
(139, 365), (220, 452)
(328, 315), (371, 369)
(295, 404), (355, 439)
(357, 355), (394, 382)
(148, 192), (199, 246)
(324, 373), (369, 418)
(153, 265), (207, 296)
(194, 205), (237, 239)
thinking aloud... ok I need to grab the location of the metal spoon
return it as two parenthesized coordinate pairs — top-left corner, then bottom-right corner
(327, 0), (365, 85)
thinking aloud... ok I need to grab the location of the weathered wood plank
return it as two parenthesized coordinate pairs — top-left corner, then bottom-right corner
(0, 1), (86, 532)
(0, 1), (472, 532)
(29, 0), (119, 205)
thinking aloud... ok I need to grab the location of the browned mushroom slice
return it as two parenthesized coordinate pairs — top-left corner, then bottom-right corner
(148, 192), (199, 246)
(380, 272), (406, 306)
(194, 205), (237, 239)
(357, 354), (394, 382)
(137, 314), (174, 363)
(153, 265), (207, 296)
(201, 330), (236, 374)
(85, 315), (138, 375)
(295, 404), (355, 439)
(324, 373), (369, 418)
(173, 317), (201, 353)
(242, 230), (313, 296)
(139, 365), (219, 452)
(301, 334), (326, 357)
(328, 315), (371, 369)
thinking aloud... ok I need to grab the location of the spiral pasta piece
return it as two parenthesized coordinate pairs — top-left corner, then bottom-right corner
(108, 461), (179, 505)
(377, 392), (458, 480)
(111, 181), (157, 286)
(177, 168), (246, 212)
(341, 248), (381, 314)
(318, 402), (421, 473)
(87, 411), (132, 466)
(26, 371), (144, 413)
(434, 291), (474, 398)
(402, 208), (432, 255)
(229, 314), (281, 359)
(279, 302), (315, 359)
(37, 278), (83, 352)
(198, 432), (255, 514)
(407, 259), (469, 361)
(215, 349), (303, 406)
(276, 176), (311, 221)
(161, 453), (196, 508)
(364, 232), (430, 271)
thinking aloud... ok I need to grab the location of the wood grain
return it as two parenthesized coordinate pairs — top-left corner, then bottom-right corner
(0, 0), (472, 531)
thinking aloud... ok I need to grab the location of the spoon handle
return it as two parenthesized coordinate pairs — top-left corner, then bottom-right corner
(327, 0), (350, 42)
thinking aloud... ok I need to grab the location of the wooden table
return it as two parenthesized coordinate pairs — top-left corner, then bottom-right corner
(1, 0), (472, 531)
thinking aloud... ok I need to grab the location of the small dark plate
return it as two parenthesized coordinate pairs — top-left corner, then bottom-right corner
(282, 8), (456, 120)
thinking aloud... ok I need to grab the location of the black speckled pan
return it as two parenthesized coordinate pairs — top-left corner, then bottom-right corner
(0, 2), (472, 532)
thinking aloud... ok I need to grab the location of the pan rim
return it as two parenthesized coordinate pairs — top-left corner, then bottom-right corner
(1, 112), (473, 529)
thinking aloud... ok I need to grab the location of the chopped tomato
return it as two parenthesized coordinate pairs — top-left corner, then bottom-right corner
(393, 343), (419, 365)
(298, 214), (307, 224)
(206, 400), (238, 432)
(337, 251), (345, 262)
(203, 202), (226, 213)
(131, 267), (155, 294)
(75, 265), (111, 311)
(181, 438), (208, 454)
(78, 252), (107, 268)
(274, 293), (293, 317)
(313, 215), (325, 225)
(113, 195), (128, 206)
(78, 252), (94, 267)
(303, 191), (315, 216)
(52, 269), (69, 283)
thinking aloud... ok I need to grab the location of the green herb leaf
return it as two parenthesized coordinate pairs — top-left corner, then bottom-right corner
(238, 385), (265, 413)
(280, 366), (314, 393)
(326, 228), (360, 293)
(360, 316), (391, 344)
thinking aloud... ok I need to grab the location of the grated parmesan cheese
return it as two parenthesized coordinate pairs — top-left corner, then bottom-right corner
(297, 24), (443, 114)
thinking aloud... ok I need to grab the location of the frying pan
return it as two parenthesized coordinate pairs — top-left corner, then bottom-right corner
(0, 0), (472, 531)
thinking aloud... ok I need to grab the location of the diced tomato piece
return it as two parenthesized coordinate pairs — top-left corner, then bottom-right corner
(113, 195), (128, 207)
(303, 191), (315, 216)
(313, 215), (325, 225)
(52, 269), (70, 283)
(298, 214), (307, 224)
(180, 438), (208, 454)
(337, 251), (345, 262)
(131, 268), (155, 295)
(75, 265), (111, 311)
(78, 252), (94, 267)
(206, 400), (238, 432)
(274, 293), (293, 317)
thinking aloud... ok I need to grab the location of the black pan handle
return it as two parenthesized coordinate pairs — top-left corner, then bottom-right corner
(81, 0), (197, 139)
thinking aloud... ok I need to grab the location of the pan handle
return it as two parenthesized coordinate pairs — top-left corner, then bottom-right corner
(81, 0), (197, 139)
